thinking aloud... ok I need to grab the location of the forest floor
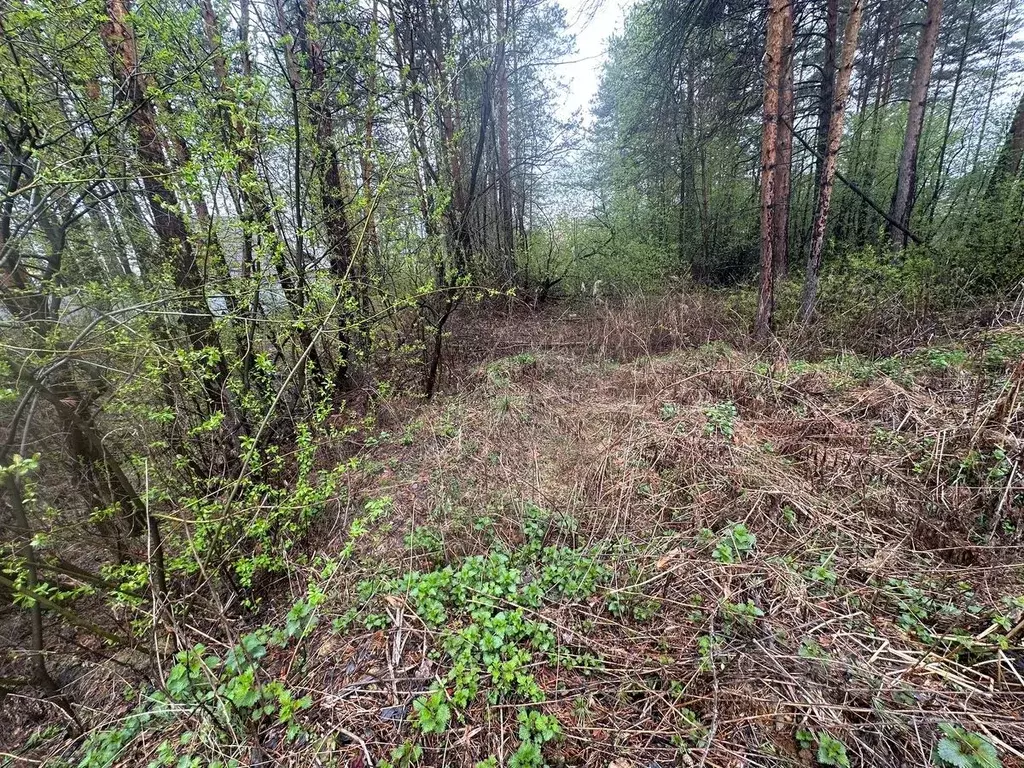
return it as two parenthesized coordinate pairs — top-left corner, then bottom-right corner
(9, 293), (1024, 768)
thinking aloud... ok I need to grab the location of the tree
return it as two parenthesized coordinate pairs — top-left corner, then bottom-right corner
(772, 1), (795, 281)
(495, 0), (516, 278)
(755, 0), (789, 339)
(100, 0), (232, 411)
(814, 0), (839, 188)
(888, 0), (943, 247)
(800, 0), (865, 322)
(989, 90), (1024, 185)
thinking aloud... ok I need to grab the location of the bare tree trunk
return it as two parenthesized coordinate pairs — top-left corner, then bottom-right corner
(494, 0), (515, 280)
(800, 0), (865, 323)
(888, 0), (943, 248)
(269, 0), (335, 393)
(772, 2), (795, 281)
(926, 0), (975, 225)
(360, 0), (381, 264)
(428, 0), (471, 266)
(302, 0), (360, 395)
(970, 0), (1011, 203)
(755, 0), (787, 339)
(814, 0), (838, 188)
(199, 0), (261, 390)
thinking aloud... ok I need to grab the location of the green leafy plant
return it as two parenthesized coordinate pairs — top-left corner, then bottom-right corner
(378, 741), (423, 768)
(711, 522), (756, 563)
(807, 559), (838, 588)
(390, 532), (608, 720)
(412, 689), (451, 734)
(795, 728), (815, 751)
(669, 708), (708, 754)
(79, 622), (313, 767)
(518, 709), (562, 743)
(816, 732), (850, 767)
(696, 634), (719, 672)
(798, 639), (828, 660)
(721, 598), (764, 628)
(704, 402), (738, 437)
(510, 709), (562, 767)
(404, 524), (443, 554)
(509, 741), (544, 768)
(933, 723), (1001, 768)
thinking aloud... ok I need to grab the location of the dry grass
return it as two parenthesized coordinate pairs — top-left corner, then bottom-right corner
(7, 294), (1024, 768)
(271, 300), (1023, 767)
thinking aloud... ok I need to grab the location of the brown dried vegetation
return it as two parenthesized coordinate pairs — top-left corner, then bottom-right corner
(6, 296), (1024, 767)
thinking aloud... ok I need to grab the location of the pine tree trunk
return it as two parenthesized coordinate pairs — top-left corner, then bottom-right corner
(755, 0), (788, 339)
(801, 0), (865, 323)
(988, 91), (1024, 190)
(888, 0), (943, 248)
(772, 2), (795, 281)
(926, 0), (974, 223)
(815, 0), (838, 188)
(970, 0), (1011, 205)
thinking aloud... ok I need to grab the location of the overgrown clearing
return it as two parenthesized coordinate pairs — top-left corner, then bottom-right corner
(9, 299), (1022, 767)
(4, 0), (1024, 764)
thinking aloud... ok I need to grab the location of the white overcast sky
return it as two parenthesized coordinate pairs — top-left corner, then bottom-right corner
(555, 0), (635, 121)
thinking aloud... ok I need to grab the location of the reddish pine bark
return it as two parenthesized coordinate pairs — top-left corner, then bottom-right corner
(800, 0), (865, 323)
(755, 0), (788, 339)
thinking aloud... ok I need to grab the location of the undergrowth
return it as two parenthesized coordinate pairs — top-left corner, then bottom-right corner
(8, 304), (1024, 768)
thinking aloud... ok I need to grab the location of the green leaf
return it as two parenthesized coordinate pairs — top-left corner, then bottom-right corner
(816, 733), (850, 768)
(937, 739), (974, 768)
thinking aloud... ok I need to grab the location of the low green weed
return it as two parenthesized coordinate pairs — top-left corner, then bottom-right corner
(721, 598), (764, 628)
(933, 723), (1001, 768)
(389, 534), (607, 731)
(711, 522), (756, 563)
(510, 709), (562, 768)
(704, 402), (738, 438)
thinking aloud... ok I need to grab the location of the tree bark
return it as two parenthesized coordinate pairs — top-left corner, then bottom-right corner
(297, 0), (360, 394)
(360, 0), (381, 264)
(926, 0), (974, 223)
(772, 1), (795, 281)
(755, 0), (788, 339)
(800, 0), (865, 323)
(888, 0), (943, 248)
(814, 0), (838, 188)
(970, 0), (1011, 205)
(494, 0), (515, 279)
